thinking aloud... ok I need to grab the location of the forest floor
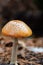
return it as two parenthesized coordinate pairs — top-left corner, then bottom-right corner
(0, 36), (43, 65)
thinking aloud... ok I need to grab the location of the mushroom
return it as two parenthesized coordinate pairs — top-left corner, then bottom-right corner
(2, 20), (32, 65)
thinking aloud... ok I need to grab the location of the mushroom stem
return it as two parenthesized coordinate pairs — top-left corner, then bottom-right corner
(10, 38), (18, 65)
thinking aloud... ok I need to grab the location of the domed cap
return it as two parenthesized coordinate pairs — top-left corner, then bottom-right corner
(2, 20), (32, 38)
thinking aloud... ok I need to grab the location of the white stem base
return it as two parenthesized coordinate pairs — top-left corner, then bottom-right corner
(14, 61), (18, 65)
(10, 61), (18, 65)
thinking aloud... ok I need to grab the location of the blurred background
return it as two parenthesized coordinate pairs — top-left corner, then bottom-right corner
(0, 0), (43, 37)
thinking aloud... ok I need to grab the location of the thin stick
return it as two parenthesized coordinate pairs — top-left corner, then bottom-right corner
(10, 38), (18, 65)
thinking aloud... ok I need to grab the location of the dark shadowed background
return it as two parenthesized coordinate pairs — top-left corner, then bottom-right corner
(0, 0), (43, 37)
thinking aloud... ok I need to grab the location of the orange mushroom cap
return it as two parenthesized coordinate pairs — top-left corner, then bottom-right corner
(2, 20), (32, 38)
